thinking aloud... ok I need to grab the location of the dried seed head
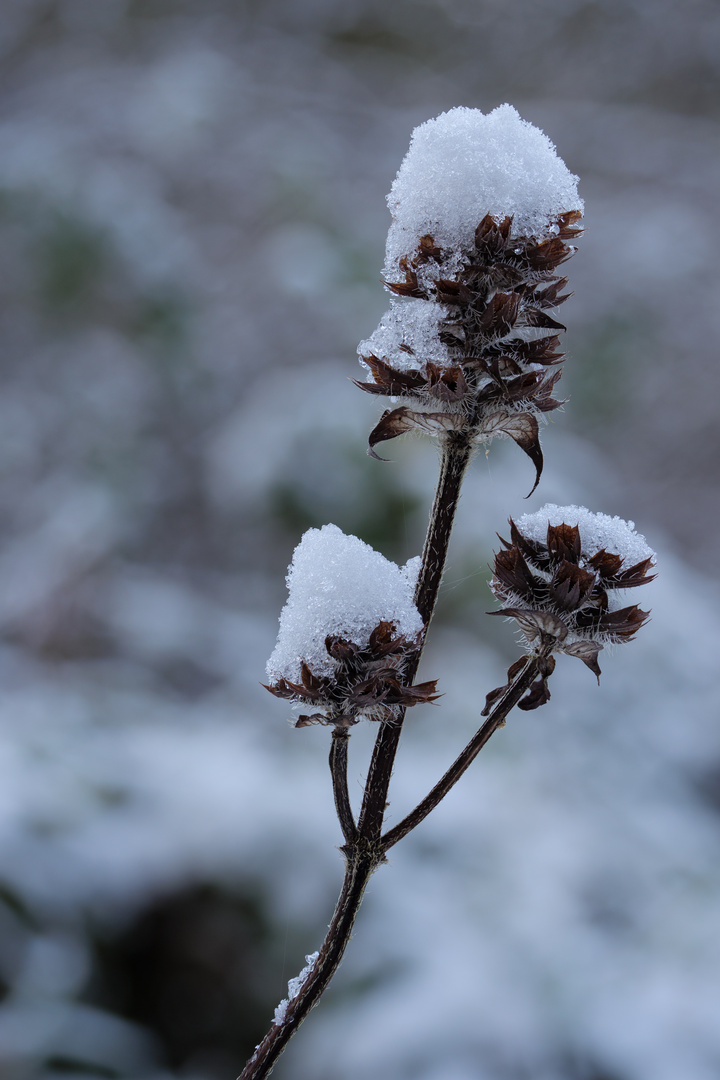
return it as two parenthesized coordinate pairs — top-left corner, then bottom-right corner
(265, 619), (440, 728)
(265, 525), (436, 727)
(357, 107), (583, 494)
(484, 505), (656, 711)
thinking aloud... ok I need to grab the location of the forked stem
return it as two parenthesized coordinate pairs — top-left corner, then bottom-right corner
(239, 432), (486, 1080)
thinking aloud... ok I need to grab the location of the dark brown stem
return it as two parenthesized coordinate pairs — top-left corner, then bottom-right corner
(330, 727), (357, 845)
(357, 432), (474, 842)
(239, 432), (475, 1080)
(380, 653), (541, 851)
(237, 843), (382, 1080)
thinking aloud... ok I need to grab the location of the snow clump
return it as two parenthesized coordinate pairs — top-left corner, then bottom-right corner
(266, 524), (422, 683)
(515, 504), (656, 569)
(273, 951), (320, 1025)
(357, 299), (452, 374)
(384, 104), (583, 283)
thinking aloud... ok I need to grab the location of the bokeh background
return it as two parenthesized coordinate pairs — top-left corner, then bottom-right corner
(0, 1), (719, 1078)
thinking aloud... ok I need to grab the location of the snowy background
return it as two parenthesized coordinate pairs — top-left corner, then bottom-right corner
(0, 1), (719, 1078)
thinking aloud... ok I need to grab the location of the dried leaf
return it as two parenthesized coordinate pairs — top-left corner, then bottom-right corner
(597, 605), (651, 640)
(612, 557), (657, 588)
(560, 639), (603, 681)
(550, 560), (597, 611)
(480, 291), (521, 335)
(485, 411), (543, 497)
(517, 675), (552, 711)
(367, 407), (417, 458)
(488, 606), (568, 642)
(295, 713), (329, 728)
(354, 355), (426, 397)
(547, 522), (582, 563)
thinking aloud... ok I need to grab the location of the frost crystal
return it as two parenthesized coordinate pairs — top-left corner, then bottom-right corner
(515, 504), (655, 569)
(384, 104), (583, 283)
(273, 951), (319, 1026)
(266, 524), (422, 683)
(358, 299), (452, 373)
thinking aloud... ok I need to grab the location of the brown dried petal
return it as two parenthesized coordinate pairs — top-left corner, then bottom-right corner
(367, 407), (417, 458)
(295, 713), (330, 728)
(426, 363), (469, 402)
(597, 605), (651, 640)
(488, 606), (569, 642)
(354, 355), (426, 397)
(492, 547), (539, 603)
(556, 210), (584, 239)
(550, 560), (597, 611)
(547, 522), (582, 563)
(520, 308), (567, 332)
(479, 291), (521, 336)
(481, 655), (530, 716)
(587, 550), (624, 578)
(517, 675), (552, 711)
(300, 661), (328, 694)
(481, 411), (543, 497)
(474, 213), (512, 257)
(394, 679), (442, 707)
(507, 519), (551, 569)
(525, 237), (574, 271)
(612, 557), (657, 588)
(532, 278), (571, 308)
(367, 406), (459, 458)
(325, 635), (360, 662)
(559, 640), (603, 681)
(367, 620), (400, 654)
(418, 234), (444, 260)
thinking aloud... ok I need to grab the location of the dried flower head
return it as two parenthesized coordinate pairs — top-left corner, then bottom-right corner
(356, 106), (583, 494)
(265, 619), (439, 728)
(484, 505), (656, 712)
(264, 524), (437, 727)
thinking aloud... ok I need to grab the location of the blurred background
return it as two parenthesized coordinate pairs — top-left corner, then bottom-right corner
(0, 1), (719, 1077)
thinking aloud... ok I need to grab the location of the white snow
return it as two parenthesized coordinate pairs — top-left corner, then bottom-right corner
(515, 503), (656, 568)
(273, 951), (319, 1025)
(266, 524), (423, 682)
(384, 104), (583, 283)
(357, 299), (453, 374)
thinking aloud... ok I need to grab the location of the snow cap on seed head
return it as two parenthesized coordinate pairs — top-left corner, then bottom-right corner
(384, 104), (583, 283)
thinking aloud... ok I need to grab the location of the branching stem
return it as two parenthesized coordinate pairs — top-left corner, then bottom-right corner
(238, 429), (521, 1080)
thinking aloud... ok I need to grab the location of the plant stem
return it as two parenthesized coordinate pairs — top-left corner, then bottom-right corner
(237, 842), (382, 1080)
(330, 727), (357, 845)
(356, 432), (474, 841)
(380, 653), (542, 851)
(238, 431), (475, 1080)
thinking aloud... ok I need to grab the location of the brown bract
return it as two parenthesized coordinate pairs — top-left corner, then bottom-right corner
(357, 211), (582, 495)
(263, 620), (440, 728)
(484, 518), (655, 712)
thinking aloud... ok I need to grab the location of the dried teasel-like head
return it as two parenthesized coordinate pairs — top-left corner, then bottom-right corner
(483, 505), (655, 712)
(264, 524), (438, 728)
(264, 619), (439, 728)
(356, 106), (583, 495)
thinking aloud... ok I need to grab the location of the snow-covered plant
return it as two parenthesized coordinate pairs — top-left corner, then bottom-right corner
(356, 105), (583, 492)
(240, 106), (655, 1080)
(265, 524), (437, 728)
